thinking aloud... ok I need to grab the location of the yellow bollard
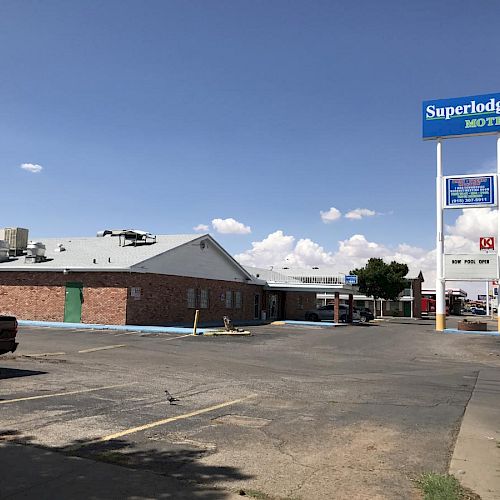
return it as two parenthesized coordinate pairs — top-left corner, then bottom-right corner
(193, 309), (200, 335)
(436, 314), (446, 332)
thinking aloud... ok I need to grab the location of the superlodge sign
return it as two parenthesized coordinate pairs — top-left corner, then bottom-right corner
(423, 92), (500, 139)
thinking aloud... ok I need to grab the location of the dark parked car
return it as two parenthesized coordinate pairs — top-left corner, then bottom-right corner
(0, 315), (18, 355)
(305, 304), (360, 323)
(354, 307), (374, 323)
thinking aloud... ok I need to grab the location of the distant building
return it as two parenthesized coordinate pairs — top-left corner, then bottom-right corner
(422, 288), (467, 316)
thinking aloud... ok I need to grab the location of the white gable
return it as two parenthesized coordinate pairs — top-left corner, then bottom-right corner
(131, 237), (250, 282)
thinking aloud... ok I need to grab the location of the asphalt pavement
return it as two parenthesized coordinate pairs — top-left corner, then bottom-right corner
(2, 320), (500, 499)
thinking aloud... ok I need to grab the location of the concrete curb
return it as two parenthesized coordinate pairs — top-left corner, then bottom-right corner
(18, 320), (212, 335)
(202, 330), (251, 336)
(450, 369), (500, 499)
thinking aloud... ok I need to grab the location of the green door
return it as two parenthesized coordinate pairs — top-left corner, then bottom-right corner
(403, 301), (411, 317)
(64, 282), (83, 323)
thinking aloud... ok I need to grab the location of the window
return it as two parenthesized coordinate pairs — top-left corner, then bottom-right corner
(225, 290), (233, 308)
(187, 288), (196, 309)
(235, 291), (242, 309)
(254, 294), (260, 319)
(297, 295), (304, 310)
(200, 289), (209, 309)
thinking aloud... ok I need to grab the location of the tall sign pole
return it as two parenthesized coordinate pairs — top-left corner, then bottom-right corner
(424, 93), (500, 332)
(436, 139), (446, 331)
(497, 134), (500, 331)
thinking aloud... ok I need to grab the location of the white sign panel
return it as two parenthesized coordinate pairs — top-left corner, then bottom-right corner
(445, 254), (498, 280)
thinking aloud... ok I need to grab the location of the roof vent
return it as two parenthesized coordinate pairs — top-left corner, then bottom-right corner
(25, 241), (46, 264)
(97, 229), (156, 246)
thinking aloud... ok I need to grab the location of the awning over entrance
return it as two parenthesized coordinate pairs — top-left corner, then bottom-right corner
(245, 266), (358, 322)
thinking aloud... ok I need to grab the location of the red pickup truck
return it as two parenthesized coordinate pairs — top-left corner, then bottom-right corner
(0, 316), (18, 355)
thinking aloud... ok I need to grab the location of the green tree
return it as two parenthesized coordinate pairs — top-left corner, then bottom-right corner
(350, 258), (409, 301)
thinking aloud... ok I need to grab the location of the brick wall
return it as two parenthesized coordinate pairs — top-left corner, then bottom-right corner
(125, 274), (263, 325)
(0, 271), (264, 326)
(283, 292), (317, 320)
(0, 272), (128, 324)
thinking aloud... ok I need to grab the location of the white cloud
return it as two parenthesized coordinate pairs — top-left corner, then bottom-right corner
(193, 224), (209, 232)
(446, 208), (497, 243)
(320, 207), (342, 223)
(234, 208), (499, 295)
(20, 163), (43, 173)
(235, 229), (435, 279)
(345, 208), (376, 220)
(211, 217), (251, 235)
(235, 230), (295, 266)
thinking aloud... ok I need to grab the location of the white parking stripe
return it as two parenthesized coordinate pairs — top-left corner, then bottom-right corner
(0, 383), (136, 405)
(78, 345), (126, 353)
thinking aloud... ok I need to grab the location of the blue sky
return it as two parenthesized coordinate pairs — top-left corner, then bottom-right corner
(2, 0), (499, 273)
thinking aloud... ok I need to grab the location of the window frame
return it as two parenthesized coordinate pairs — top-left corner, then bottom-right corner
(187, 288), (196, 309)
(235, 290), (242, 309)
(225, 290), (233, 309)
(199, 289), (209, 309)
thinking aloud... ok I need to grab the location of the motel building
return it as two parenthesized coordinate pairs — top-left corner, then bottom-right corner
(277, 268), (425, 319)
(0, 229), (356, 326)
(244, 267), (359, 322)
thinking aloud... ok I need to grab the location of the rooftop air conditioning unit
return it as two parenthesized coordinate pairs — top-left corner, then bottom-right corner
(0, 227), (29, 256)
(0, 240), (9, 262)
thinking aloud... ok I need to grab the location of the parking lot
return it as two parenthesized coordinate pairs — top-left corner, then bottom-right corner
(2, 320), (500, 499)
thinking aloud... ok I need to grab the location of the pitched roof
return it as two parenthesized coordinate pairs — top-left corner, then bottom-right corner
(0, 234), (202, 271)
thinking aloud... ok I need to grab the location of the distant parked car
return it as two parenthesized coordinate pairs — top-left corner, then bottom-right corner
(354, 307), (374, 323)
(471, 307), (487, 315)
(305, 304), (360, 323)
(0, 315), (18, 355)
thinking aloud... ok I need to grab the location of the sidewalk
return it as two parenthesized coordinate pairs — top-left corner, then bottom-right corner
(18, 320), (211, 335)
(450, 369), (500, 499)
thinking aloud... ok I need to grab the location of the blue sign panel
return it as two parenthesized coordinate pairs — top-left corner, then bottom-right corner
(444, 175), (497, 208)
(423, 92), (500, 139)
(345, 275), (358, 285)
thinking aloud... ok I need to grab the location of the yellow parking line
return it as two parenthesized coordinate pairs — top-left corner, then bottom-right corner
(78, 345), (126, 353)
(0, 382), (136, 405)
(161, 334), (194, 341)
(23, 352), (66, 357)
(98, 394), (256, 442)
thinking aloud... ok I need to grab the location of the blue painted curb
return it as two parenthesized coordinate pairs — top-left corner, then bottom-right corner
(279, 320), (344, 327)
(444, 328), (500, 336)
(17, 320), (211, 335)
